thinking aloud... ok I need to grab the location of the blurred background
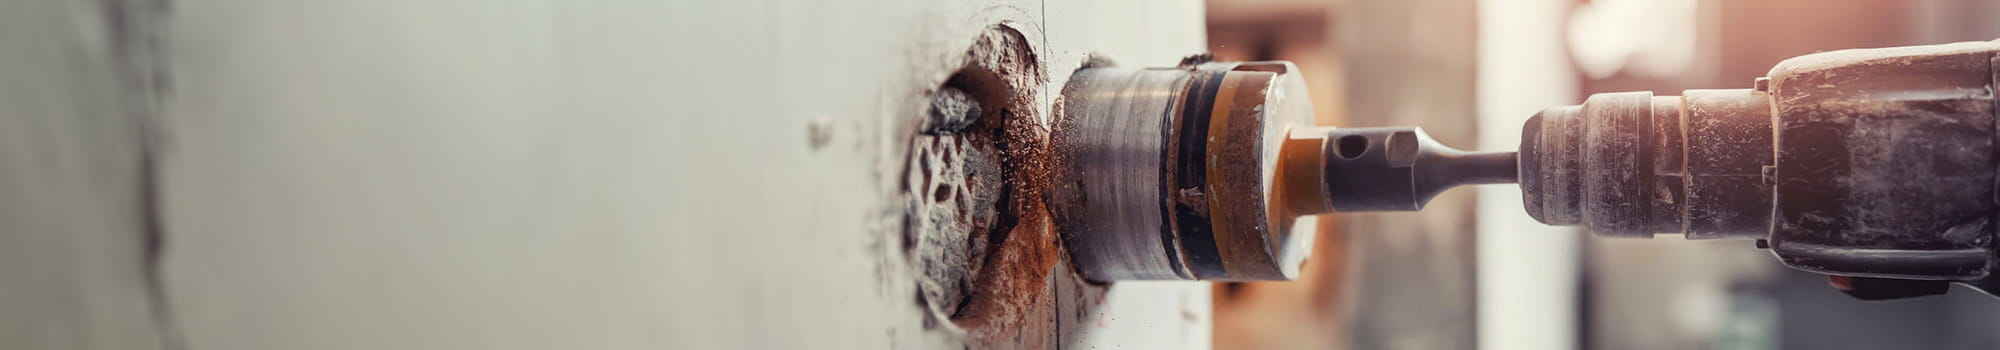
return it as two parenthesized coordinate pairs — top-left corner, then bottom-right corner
(7, 0), (2000, 349)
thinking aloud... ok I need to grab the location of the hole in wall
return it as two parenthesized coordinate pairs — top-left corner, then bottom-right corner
(901, 24), (1054, 335)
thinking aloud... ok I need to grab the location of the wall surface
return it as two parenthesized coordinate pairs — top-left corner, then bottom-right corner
(0, 1), (169, 349)
(2, 0), (1216, 349)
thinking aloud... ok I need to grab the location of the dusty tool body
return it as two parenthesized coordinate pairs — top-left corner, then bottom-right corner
(1515, 40), (2000, 298)
(1054, 40), (2000, 299)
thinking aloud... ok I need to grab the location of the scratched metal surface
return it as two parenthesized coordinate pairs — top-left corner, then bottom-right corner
(0, 0), (1216, 349)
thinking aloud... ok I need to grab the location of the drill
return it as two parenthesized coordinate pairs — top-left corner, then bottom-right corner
(1052, 40), (2000, 300)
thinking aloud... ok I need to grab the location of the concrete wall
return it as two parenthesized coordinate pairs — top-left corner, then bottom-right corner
(3, 0), (1215, 348)
(0, 1), (169, 349)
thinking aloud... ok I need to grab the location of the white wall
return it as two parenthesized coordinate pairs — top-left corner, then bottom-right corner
(4, 0), (1215, 349)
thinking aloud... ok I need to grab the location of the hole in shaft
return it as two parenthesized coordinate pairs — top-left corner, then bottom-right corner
(1336, 134), (1369, 159)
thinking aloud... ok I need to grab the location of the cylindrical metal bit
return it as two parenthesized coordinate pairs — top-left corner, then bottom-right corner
(1051, 60), (1319, 282)
(1051, 66), (1190, 281)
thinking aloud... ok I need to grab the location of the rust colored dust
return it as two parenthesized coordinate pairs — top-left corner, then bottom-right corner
(902, 24), (1060, 340)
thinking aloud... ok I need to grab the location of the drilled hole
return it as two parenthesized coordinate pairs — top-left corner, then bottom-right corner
(1337, 134), (1369, 159)
(903, 25), (1050, 334)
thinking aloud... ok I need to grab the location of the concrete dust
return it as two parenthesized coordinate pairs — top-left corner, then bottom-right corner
(900, 25), (1060, 346)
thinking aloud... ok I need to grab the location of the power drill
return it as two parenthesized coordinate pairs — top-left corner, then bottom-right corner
(1051, 40), (2000, 300)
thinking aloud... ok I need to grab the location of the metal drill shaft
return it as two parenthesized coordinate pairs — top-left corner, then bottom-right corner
(1312, 127), (1517, 212)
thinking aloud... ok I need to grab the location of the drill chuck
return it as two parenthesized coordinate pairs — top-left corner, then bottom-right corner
(1517, 90), (1774, 239)
(1515, 39), (2000, 290)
